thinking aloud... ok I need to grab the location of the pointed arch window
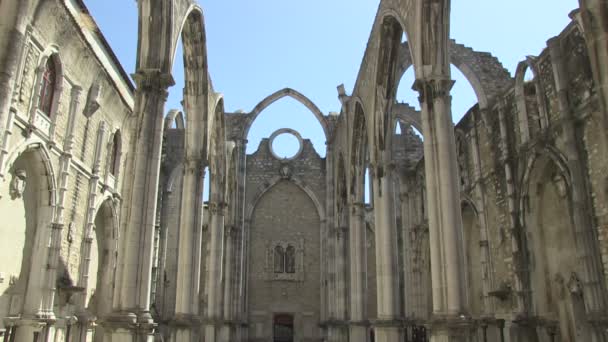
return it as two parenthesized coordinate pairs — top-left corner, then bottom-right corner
(274, 246), (285, 273)
(285, 245), (296, 274)
(38, 58), (56, 117)
(110, 131), (121, 176)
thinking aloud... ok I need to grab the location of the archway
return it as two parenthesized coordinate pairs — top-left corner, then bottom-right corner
(245, 89), (328, 157)
(0, 144), (56, 331)
(86, 199), (118, 342)
(523, 153), (578, 341)
(247, 180), (322, 341)
(461, 201), (483, 317)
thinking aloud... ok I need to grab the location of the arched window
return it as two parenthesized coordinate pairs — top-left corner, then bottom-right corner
(110, 131), (121, 176)
(274, 246), (285, 273)
(285, 245), (296, 274)
(38, 58), (56, 117)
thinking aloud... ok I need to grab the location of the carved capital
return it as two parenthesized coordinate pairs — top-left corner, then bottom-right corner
(208, 201), (228, 216)
(132, 69), (175, 94)
(413, 78), (455, 105)
(349, 201), (366, 218)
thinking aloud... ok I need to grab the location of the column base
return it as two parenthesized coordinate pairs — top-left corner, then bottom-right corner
(428, 315), (474, 342)
(100, 312), (155, 342)
(168, 314), (201, 342)
(203, 320), (222, 342)
(349, 323), (368, 342)
(326, 321), (348, 342)
(13, 319), (46, 342)
(371, 319), (402, 342)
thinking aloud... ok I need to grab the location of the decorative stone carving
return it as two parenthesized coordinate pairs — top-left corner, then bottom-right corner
(552, 173), (568, 198)
(83, 81), (102, 118)
(10, 169), (27, 199)
(279, 163), (292, 179)
(567, 272), (583, 296)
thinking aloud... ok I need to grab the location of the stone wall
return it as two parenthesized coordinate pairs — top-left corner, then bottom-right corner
(0, 0), (133, 339)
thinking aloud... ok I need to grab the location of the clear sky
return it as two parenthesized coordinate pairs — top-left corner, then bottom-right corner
(83, 0), (579, 158)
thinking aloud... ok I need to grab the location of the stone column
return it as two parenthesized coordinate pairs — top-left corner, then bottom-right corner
(349, 201), (367, 342)
(371, 163), (401, 342)
(328, 224), (348, 342)
(221, 225), (235, 342)
(233, 139), (247, 342)
(414, 78), (470, 341)
(548, 37), (607, 340)
(204, 201), (226, 341)
(172, 161), (204, 342)
(574, 2), (608, 130)
(104, 70), (174, 342)
(398, 180), (412, 318)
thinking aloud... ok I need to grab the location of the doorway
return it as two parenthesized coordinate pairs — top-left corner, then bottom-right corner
(273, 314), (294, 342)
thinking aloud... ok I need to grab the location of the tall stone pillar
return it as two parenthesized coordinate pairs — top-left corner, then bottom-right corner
(348, 202), (367, 342)
(371, 164), (401, 342)
(103, 70), (174, 342)
(172, 162), (205, 342)
(414, 78), (470, 341)
(204, 201), (226, 341)
(574, 1), (608, 129)
(221, 225), (235, 342)
(328, 225), (348, 342)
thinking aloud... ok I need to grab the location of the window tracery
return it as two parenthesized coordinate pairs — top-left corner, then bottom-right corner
(265, 237), (304, 281)
(38, 58), (56, 117)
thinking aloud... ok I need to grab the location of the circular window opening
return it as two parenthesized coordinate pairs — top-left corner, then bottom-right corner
(270, 130), (303, 160)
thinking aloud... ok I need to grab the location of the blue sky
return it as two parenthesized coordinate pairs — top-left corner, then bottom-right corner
(84, 0), (578, 157)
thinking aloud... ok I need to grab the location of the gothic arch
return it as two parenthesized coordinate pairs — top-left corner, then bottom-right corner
(349, 100), (369, 200)
(4, 141), (58, 207)
(164, 109), (185, 130)
(245, 176), (326, 224)
(244, 88), (329, 140)
(396, 40), (513, 109)
(519, 147), (572, 215)
(29, 48), (64, 129)
(85, 197), (119, 323)
(208, 97), (226, 202)
(392, 103), (422, 134)
(0, 141), (58, 316)
(514, 57), (548, 142)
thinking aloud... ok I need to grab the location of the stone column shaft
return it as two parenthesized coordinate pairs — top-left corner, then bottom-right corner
(204, 201), (226, 340)
(576, 2), (608, 129)
(372, 164), (401, 342)
(174, 162), (204, 316)
(222, 225), (235, 342)
(109, 71), (173, 331)
(416, 78), (466, 316)
(77, 122), (107, 310)
(349, 202), (367, 342)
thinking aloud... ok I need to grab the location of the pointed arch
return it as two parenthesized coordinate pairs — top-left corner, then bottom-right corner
(396, 40), (513, 110)
(31, 49), (64, 123)
(350, 100), (369, 200)
(208, 96), (226, 203)
(109, 130), (122, 177)
(164, 109), (185, 130)
(244, 88), (329, 140)
(515, 57), (548, 142)
(245, 177), (325, 224)
(174, 5), (209, 96)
